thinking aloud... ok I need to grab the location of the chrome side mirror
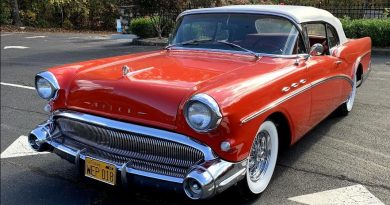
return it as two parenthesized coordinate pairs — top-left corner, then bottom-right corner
(309, 43), (324, 56)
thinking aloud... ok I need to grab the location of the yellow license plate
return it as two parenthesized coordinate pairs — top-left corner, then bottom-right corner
(85, 157), (116, 186)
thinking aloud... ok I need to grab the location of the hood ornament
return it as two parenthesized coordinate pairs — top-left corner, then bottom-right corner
(122, 65), (131, 76)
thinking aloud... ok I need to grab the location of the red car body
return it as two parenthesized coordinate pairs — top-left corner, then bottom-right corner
(48, 38), (371, 162)
(30, 5), (371, 200)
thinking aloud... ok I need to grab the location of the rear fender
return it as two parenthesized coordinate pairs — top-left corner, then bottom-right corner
(334, 37), (372, 77)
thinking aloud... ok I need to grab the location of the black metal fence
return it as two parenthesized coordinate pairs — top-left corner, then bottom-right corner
(151, 3), (390, 21)
(299, 3), (390, 19)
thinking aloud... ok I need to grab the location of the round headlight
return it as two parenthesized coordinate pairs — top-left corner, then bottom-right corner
(36, 77), (54, 99)
(35, 71), (59, 100)
(184, 94), (222, 132)
(187, 102), (212, 130)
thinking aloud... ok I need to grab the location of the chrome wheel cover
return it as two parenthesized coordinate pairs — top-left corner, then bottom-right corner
(248, 130), (272, 182)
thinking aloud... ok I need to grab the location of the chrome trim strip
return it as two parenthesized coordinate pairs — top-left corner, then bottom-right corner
(240, 75), (353, 124)
(125, 167), (183, 183)
(178, 10), (301, 26)
(53, 111), (216, 161)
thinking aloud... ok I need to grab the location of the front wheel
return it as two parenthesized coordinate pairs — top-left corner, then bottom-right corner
(237, 120), (279, 199)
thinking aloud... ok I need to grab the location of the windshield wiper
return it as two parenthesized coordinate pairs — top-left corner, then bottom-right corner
(165, 39), (213, 50)
(216, 40), (259, 59)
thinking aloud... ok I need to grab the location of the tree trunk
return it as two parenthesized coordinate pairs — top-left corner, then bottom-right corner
(9, 0), (22, 26)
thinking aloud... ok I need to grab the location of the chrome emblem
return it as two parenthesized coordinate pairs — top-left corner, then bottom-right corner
(122, 65), (131, 76)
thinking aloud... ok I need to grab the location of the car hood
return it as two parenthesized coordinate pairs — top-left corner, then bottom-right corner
(56, 50), (257, 129)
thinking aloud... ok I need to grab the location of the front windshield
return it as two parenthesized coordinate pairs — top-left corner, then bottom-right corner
(170, 13), (302, 55)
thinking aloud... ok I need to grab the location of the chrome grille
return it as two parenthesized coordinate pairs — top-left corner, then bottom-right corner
(56, 117), (204, 178)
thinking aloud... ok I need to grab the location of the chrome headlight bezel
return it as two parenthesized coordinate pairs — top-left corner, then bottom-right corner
(184, 94), (222, 133)
(35, 71), (59, 101)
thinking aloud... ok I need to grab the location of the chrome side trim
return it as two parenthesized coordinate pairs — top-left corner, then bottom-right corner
(240, 75), (353, 124)
(53, 111), (216, 161)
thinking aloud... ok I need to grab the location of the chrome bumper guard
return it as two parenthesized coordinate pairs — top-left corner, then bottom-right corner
(28, 111), (247, 200)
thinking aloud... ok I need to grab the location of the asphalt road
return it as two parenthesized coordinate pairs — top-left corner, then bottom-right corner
(1, 32), (389, 205)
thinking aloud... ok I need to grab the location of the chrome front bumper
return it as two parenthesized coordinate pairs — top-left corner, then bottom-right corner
(28, 111), (246, 200)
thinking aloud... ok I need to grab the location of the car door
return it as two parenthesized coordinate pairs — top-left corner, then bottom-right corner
(304, 23), (343, 127)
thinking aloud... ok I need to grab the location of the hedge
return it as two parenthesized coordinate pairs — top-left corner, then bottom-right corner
(341, 18), (390, 48)
(129, 17), (156, 38)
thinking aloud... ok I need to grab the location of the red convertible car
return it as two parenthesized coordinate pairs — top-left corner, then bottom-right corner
(29, 5), (371, 200)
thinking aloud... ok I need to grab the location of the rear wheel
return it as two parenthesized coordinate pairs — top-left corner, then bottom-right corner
(336, 71), (357, 116)
(238, 120), (279, 199)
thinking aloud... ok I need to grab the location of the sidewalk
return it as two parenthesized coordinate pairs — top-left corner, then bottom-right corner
(372, 48), (390, 56)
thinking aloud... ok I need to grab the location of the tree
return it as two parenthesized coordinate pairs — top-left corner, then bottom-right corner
(133, 0), (186, 39)
(9, 0), (22, 26)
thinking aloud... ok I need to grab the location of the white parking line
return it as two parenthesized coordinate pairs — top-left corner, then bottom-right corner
(3, 46), (30, 50)
(1, 135), (49, 159)
(0, 33), (13, 37)
(0, 82), (35, 90)
(288, 184), (384, 205)
(25, 35), (47, 39)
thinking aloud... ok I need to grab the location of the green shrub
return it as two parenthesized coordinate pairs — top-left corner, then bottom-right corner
(36, 19), (51, 28)
(0, 1), (12, 25)
(62, 19), (74, 29)
(20, 10), (37, 26)
(341, 18), (390, 48)
(130, 17), (156, 38)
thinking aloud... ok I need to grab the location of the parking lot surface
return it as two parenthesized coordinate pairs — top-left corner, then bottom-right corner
(1, 32), (389, 205)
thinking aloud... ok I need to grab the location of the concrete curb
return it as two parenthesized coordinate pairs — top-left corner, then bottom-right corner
(111, 34), (138, 40)
(131, 39), (167, 47)
(372, 48), (390, 56)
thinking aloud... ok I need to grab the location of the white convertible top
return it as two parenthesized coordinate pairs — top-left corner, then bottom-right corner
(179, 5), (347, 44)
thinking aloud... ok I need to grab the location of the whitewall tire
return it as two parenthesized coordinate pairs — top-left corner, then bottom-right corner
(238, 120), (279, 197)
